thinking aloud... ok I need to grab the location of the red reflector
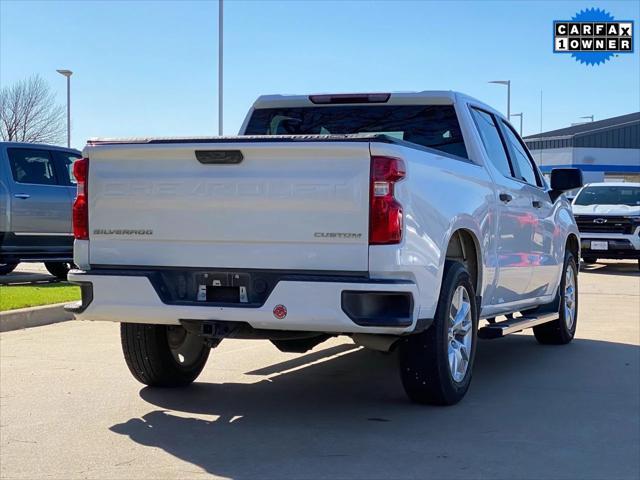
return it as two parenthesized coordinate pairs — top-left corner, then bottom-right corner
(273, 304), (287, 319)
(73, 158), (89, 240)
(369, 156), (405, 245)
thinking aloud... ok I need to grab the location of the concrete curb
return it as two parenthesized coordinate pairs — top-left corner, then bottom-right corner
(0, 303), (75, 333)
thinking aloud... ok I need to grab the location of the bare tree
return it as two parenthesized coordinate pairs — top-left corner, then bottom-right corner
(0, 75), (65, 144)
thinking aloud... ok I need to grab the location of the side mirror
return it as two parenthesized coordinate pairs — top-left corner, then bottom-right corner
(550, 168), (583, 192)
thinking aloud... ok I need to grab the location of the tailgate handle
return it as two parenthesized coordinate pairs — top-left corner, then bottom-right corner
(195, 150), (243, 165)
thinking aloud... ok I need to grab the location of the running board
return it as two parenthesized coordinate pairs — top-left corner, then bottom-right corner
(478, 312), (558, 339)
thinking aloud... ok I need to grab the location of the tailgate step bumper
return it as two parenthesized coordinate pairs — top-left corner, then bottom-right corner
(67, 269), (420, 335)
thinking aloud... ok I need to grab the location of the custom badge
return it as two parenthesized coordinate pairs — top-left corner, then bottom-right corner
(553, 8), (634, 65)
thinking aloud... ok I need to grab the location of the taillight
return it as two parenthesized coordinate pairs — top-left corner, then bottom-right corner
(369, 155), (405, 245)
(73, 158), (89, 240)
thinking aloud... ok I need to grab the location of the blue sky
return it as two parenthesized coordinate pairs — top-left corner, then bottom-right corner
(1, 0), (638, 149)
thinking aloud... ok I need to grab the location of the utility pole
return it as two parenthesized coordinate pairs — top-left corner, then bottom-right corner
(218, 0), (223, 135)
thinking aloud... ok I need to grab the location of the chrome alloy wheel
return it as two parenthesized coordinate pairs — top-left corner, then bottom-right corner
(166, 326), (205, 367)
(447, 285), (473, 383)
(563, 267), (576, 330)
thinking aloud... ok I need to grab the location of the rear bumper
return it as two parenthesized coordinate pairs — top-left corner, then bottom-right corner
(67, 269), (421, 335)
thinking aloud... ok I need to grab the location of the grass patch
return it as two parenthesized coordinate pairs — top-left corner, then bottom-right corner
(0, 283), (80, 312)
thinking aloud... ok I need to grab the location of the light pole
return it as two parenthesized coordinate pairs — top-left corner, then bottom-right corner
(489, 80), (510, 119)
(571, 115), (595, 126)
(510, 112), (523, 136)
(218, 0), (223, 135)
(56, 69), (72, 147)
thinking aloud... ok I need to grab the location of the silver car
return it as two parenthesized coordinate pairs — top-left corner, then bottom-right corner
(0, 142), (81, 278)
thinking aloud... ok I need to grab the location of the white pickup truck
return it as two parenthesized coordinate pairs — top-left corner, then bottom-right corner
(68, 91), (583, 405)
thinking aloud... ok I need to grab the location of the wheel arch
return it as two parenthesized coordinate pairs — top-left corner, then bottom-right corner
(566, 233), (580, 265)
(445, 228), (482, 296)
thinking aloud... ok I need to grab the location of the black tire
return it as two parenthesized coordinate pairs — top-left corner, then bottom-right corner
(0, 263), (18, 275)
(533, 251), (578, 345)
(44, 262), (73, 280)
(121, 323), (210, 387)
(582, 256), (597, 265)
(399, 261), (478, 406)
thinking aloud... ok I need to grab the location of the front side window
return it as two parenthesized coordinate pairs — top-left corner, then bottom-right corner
(500, 121), (541, 187)
(574, 186), (640, 206)
(245, 105), (468, 158)
(469, 108), (512, 177)
(7, 148), (57, 185)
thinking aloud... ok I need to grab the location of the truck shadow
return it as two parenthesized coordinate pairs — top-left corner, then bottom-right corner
(110, 336), (640, 479)
(581, 260), (639, 276)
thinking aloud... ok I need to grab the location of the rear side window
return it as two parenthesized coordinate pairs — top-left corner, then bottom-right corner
(245, 105), (468, 158)
(7, 148), (58, 185)
(52, 150), (82, 185)
(500, 121), (541, 187)
(469, 108), (512, 177)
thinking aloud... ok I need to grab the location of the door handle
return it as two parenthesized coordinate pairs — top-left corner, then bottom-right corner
(499, 193), (513, 203)
(532, 200), (542, 209)
(13, 193), (30, 199)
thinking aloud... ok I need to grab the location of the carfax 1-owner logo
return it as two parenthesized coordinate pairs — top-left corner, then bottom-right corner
(554, 8), (634, 65)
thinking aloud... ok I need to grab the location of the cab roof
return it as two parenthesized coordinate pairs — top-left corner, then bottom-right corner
(252, 90), (497, 114)
(0, 141), (80, 153)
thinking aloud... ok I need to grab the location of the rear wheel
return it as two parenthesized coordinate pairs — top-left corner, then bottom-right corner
(44, 262), (73, 280)
(399, 261), (478, 406)
(533, 251), (578, 345)
(0, 263), (18, 275)
(121, 323), (210, 387)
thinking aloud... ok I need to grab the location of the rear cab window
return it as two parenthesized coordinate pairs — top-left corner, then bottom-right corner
(52, 150), (82, 185)
(244, 105), (469, 159)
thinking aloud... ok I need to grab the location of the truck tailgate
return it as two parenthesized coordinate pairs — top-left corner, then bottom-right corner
(85, 141), (371, 271)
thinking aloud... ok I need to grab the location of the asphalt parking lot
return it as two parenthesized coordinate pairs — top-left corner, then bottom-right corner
(1, 260), (639, 480)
